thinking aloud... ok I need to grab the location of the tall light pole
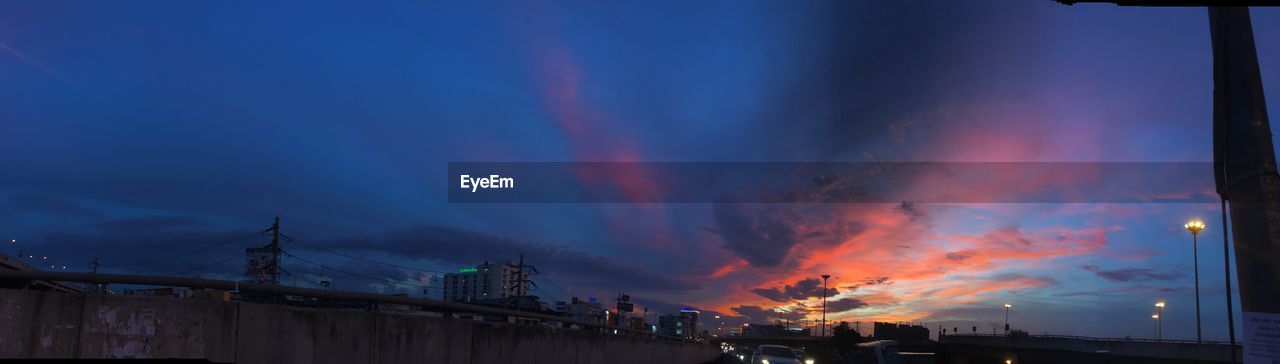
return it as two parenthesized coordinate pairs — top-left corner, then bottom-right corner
(1185, 220), (1204, 343)
(1155, 302), (1165, 341)
(821, 274), (831, 337)
(1004, 304), (1012, 333)
(1152, 314), (1160, 340)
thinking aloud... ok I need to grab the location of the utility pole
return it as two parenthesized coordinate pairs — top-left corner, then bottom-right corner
(509, 254), (525, 311)
(820, 274), (830, 337)
(270, 216), (281, 286)
(91, 258), (99, 273)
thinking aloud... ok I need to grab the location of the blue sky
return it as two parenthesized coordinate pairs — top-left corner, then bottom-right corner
(2, 0), (1279, 340)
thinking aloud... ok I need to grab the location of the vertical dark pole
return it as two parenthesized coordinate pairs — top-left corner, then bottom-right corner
(1221, 199), (1238, 363)
(1194, 231), (1202, 343)
(821, 274), (830, 337)
(1004, 306), (1010, 333)
(270, 217), (280, 286)
(1211, 7), (1279, 363)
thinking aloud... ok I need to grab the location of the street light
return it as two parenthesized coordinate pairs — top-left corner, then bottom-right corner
(1004, 304), (1012, 333)
(1154, 302), (1165, 341)
(1184, 220), (1205, 343)
(820, 274), (831, 337)
(1152, 314), (1160, 340)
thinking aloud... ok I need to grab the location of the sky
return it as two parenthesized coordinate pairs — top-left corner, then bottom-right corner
(2, 0), (1280, 341)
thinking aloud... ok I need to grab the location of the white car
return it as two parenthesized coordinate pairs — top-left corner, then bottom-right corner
(753, 345), (803, 364)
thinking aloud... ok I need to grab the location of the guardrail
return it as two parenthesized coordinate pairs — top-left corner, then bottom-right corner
(0, 270), (694, 342)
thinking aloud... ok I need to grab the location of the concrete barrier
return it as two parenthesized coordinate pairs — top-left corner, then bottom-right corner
(0, 288), (719, 364)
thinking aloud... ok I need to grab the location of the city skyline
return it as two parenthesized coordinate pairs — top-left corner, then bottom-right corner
(3, 0), (1280, 343)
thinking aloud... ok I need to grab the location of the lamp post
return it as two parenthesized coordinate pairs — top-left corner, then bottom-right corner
(821, 274), (831, 337)
(1185, 220), (1204, 343)
(1004, 304), (1012, 333)
(1155, 302), (1165, 341)
(1152, 314), (1160, 340)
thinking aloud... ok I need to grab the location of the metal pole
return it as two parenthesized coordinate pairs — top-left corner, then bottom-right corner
(1220, 198), (1238, 363)
(1158, 306), (1163, 341)
(1005, 306), (1010, 332)
(1193, 230), (1202, 343)
(821, 274), (830, 337)
(1157, 315), (1167, 340)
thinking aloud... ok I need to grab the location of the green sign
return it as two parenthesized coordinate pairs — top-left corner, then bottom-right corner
(458, 267), (477, 273)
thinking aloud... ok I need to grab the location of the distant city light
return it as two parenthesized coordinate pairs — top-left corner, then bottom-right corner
(1155, 302), (1165, 308)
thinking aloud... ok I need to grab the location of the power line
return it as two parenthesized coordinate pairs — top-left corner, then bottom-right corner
(283, 251), (440, 290)
(172, 254), (242, 276)
(290, 239), (449, 275)
(539, 275), (574, 299)
(104, 232), (258, 267)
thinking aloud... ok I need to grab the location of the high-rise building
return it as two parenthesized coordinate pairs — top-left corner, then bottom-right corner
(679, 307), (700, 336)
(658, 314), (693, 338)
(442, 261), (527, 302)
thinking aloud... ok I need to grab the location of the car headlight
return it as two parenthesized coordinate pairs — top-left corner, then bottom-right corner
(805, 359), (815, 364)
(761, 360), (769, 364)
(738, 355), (744, 360)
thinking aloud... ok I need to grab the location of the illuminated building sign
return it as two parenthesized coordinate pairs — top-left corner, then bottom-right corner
(458, 267), (477, 273)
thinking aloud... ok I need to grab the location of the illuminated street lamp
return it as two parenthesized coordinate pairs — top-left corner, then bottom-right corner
(1152, 314), (1160, 340)
(1154, 302), (1165, 341)
(1184, 220), (1204, 343)
(1003, 304), (1012, 333)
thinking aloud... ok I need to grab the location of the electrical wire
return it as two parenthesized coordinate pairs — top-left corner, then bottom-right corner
(290, 239), (449, 274)
(172, 254), (242, 276)
(283, 250), (440, 289)
(105, 232), (259, 267)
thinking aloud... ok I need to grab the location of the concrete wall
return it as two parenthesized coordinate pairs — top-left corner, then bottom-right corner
(0, 288), (719, 364)
(939, 335), (1242, 364)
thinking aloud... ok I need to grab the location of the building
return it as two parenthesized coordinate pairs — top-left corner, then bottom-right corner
(679, 307), (700, 336)
(741, 324), (788, 337)
(442, 261), (527, 302)
(873, 322), (931, 344)
(658, 314), (693, 338)
(556, 297), (608, 324)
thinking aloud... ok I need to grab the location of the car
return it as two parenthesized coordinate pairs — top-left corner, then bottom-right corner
(734, 347), (755, 362)
(791, 348), (815, 364)
(753, 344), (803, 364)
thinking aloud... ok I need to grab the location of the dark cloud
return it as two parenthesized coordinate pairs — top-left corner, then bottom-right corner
(826, 297), (869, 313)
(710, 203), (802, 268)
(752, 277), (840, 302)
(94, 216), (213, 234)
(840, 276), (890, 291)
(745, 1), (1017, 160)
(730, 305), (807, 323)
(3, 193), (103, 217)
(945, 252), (972, 261)
(710, 179), (872, 268)
(324, 224), (701, 293)
(1081, 265), (1185, 283)
(29, 215), (258, 275)
(898, 201), (924, 221)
